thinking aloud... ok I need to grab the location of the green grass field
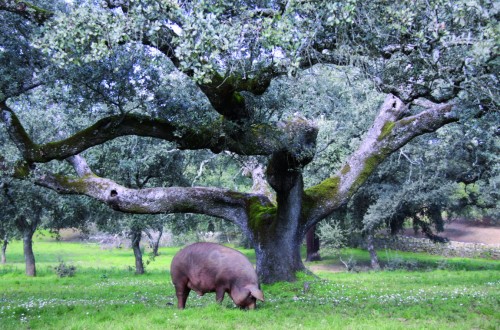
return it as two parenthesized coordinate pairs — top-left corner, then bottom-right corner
(1, 234), (499, 329)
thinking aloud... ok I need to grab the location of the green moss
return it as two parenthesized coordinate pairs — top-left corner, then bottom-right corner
(247, 197), (277, 231)
(377, 121), (395, 141)
(231, 92), (245, 105)
(304, 177), (340, 205)
(349, 151), (389, 195)
(127, 205), (152, 213)
(25, 2), (52, 14)
(54, 174), (92, 193)
(341, 164), (351, 175)
(300, 177), (341, 220)
(13, 161), (30, 179)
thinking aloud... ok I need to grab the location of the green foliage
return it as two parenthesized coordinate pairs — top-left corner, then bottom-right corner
(36, 3), (130, 66)
(316, 221), (346, 256)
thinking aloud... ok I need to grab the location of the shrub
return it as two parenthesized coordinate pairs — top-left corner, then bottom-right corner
(317, 221), (346, 256)
(385, 256), (420, 271)
(54, 261), (76, 277)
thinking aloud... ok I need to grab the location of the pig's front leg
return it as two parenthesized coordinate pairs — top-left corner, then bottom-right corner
(215, 287), (226, 303)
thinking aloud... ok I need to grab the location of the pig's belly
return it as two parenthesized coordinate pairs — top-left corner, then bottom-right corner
(186, 277), (217, 296)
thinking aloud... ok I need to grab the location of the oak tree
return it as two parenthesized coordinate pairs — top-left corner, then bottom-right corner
(1, 0), (497, 283)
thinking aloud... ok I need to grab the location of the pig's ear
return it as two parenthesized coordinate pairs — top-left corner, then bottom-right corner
(247, 285), (264, 302)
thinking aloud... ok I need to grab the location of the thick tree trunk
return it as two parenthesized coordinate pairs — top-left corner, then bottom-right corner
(23, 232), (36, 276)
(254, 161), (307, 283)
(305, 225), (321, 262)
(1, 239), (7, 264)
(130, 230), (145, 274)
(366, 233), (380, 270)
(255, 233), (304, 284)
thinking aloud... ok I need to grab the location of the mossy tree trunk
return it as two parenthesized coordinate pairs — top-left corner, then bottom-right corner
(254, 232), (305, 284)
(252, 160), (307, 283)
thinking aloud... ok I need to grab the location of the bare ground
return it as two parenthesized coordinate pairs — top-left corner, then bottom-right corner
(403, 222), (500, 245)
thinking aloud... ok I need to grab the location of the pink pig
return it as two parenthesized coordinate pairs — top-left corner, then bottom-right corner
(170, 242), (264, 309)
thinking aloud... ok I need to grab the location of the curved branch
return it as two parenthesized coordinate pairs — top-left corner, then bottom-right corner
(35, 155), (263, 228)
(303, 94), (458, 228)
(1, 101), (317, 164)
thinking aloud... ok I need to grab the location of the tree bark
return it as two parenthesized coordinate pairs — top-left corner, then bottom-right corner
(366, 232), (380, 270)
(254, 233), (304, 284)
(253, 156), (308, 283)
(130, 230), (144, 274)
(1, 239), (7, 264)
(14, 216), (38, 277)
(305, 225), (321, 262)
(23, 232), (36, 276)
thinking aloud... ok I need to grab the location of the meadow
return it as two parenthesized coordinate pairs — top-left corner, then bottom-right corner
(0, 234), (499, 330)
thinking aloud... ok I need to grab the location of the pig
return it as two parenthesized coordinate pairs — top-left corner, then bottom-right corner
(170, 242), (264, 309)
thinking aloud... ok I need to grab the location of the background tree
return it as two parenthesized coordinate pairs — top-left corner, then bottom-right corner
(0, 97), (96, 275)
(1, 0), (498, 283)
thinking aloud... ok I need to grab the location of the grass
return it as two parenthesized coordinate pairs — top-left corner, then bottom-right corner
(0, 234), (499, 330)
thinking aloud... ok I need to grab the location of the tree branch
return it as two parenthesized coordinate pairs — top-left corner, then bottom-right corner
(1, 101), (317, 164)
(35, 155), (265, 229)
(0, 0), (53, 24)
(303, 94), (458, 227)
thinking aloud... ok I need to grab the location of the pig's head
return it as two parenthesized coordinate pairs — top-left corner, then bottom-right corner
(230, 284), (264, 309)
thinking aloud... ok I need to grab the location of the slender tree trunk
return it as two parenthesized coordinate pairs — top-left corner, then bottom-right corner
(23, 232), (36, 276)
(366, 232), (380, 270)
(1, 239), (8, 264)
(131, 230), (145, 274)
(151, 235), (161, 257)
(305, 225), (321, 262)
(146, 227), (163, 257)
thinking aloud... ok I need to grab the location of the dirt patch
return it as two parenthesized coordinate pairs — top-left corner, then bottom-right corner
(307, 264), (346, 273)
(403, 222), (500, 245)
(58, 229), (88, 242)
